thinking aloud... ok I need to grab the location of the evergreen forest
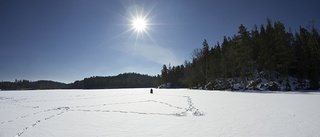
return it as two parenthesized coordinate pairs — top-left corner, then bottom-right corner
(159, 19), (320, 90)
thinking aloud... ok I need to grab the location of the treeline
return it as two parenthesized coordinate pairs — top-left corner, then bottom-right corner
(159, 64), (186, 88)
(160, 19), (320, 90)
(0, 79), (68, 90)
(71, 73), (156, 89)
(0, 73), (157, 90)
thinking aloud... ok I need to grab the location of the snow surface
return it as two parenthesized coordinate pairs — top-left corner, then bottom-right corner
(1, 89), (320, 137)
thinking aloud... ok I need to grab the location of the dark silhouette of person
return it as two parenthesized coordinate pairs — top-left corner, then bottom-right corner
(150, 88), (153, 94)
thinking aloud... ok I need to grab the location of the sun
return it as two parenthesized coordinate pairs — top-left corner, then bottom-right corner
(132, 17), (147, 32)
(113, 2), (159, 42)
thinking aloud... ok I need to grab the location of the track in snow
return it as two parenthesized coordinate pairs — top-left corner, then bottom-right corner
(0, 92), (204, 137)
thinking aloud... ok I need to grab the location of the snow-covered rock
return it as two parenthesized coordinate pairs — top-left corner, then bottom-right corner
(204, 71), (317, 91)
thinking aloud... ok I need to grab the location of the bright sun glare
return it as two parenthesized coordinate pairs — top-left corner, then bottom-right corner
(114, 2), (158, 42)
(132, 17), (147, 32)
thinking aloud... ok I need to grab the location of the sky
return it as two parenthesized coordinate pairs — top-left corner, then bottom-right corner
(1, 0), (319, 83)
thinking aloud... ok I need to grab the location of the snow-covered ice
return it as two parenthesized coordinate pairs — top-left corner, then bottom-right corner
(1, 89), (320, 137)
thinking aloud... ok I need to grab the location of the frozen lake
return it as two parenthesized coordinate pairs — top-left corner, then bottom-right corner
(1, 89), (320, 137)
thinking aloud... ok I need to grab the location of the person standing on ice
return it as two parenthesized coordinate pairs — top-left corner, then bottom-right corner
(150, 88), (153, 94)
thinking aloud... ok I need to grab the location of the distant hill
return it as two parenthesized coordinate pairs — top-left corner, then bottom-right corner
(0, 80), (68, 90)
(70, 73), (157, 89)
(0, 73), (157, 90)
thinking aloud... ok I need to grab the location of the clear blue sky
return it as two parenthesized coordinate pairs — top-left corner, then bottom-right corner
(1, 0), (319, 83)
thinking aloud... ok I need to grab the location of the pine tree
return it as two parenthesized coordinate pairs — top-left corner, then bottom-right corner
(235, 24), (254, 80)
(161, 64), (168, 84)
(273, 21), (294, 78)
